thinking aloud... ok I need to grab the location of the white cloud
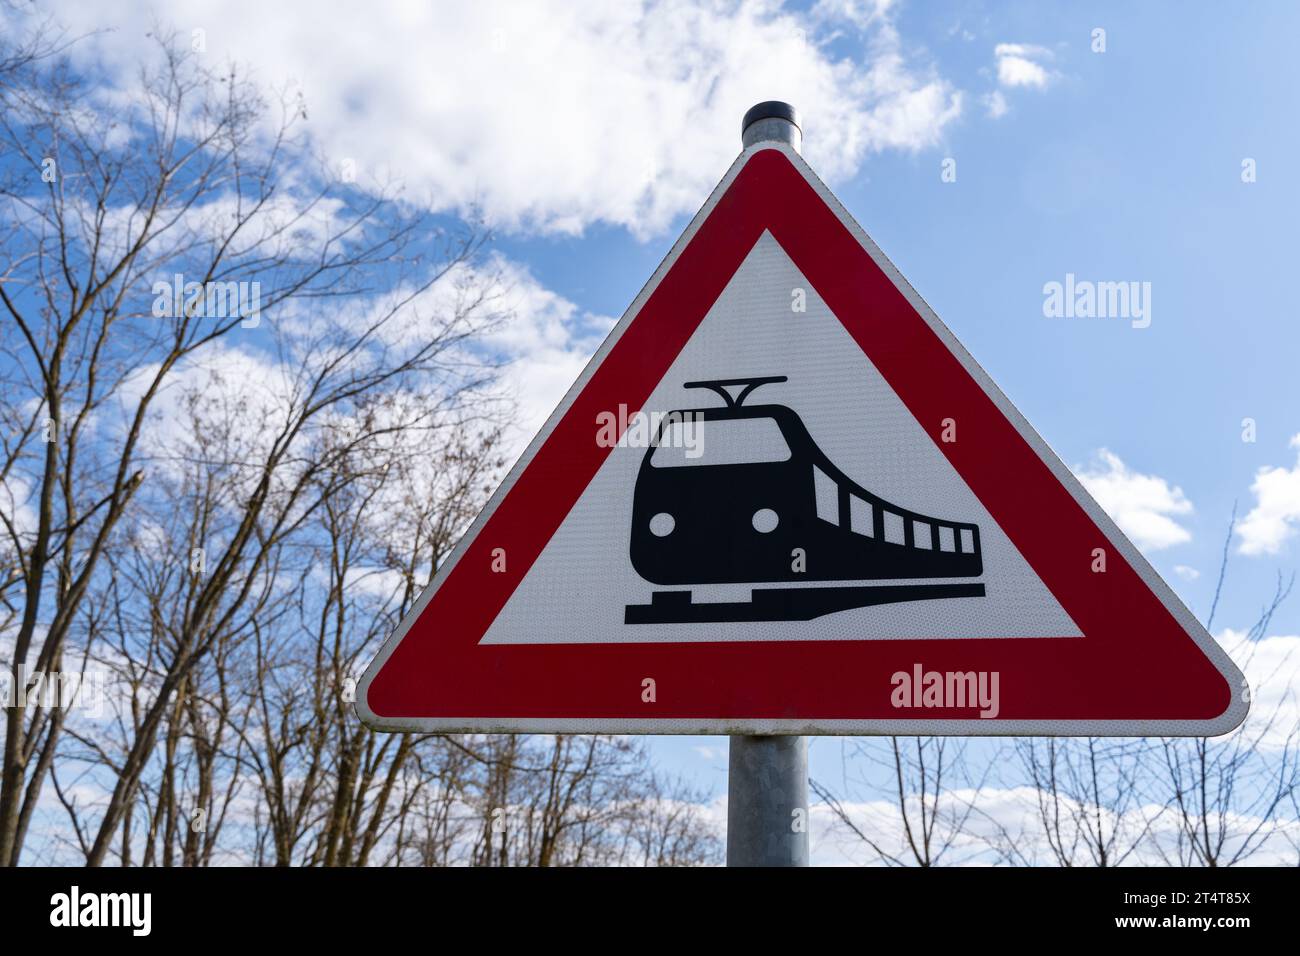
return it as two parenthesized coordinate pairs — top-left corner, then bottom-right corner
(983, 90), (1008, 119)
(1219, 629), (1300, 751)
(1074, 449), (1193, 552)
(1174, 564), (1200, 580)
(1238, 434), (1300, 556)
(993, 42), (1054, 89)
(16, 0), (963, 238)
(313, 249), (613, 459)
(812, 782), (1300, 866)
(130, 255), (606, 469)
(810, 0), (896, 30)
(0, 474), (37, 541)
(452, 254), (615, 451)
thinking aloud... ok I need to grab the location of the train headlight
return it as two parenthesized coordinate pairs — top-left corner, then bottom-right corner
(649, 512), (675, 537)
(752, 508), (779, 533)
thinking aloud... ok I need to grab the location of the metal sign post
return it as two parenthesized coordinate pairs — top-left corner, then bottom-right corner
(728, 102), (809, 868)
(728, 733), (809, 866)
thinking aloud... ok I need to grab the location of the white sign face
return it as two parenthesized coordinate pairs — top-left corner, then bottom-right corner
(482, 233), (1080, 645)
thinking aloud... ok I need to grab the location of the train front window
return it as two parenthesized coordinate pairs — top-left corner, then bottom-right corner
(650, 416), (792, 468)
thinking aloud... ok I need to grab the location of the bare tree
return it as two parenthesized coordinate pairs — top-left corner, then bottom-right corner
(1002, 737), (1156, 866)
(616, 770), (722, 866)
(0, 3), (72, 87)
(0, 18), (727, 871)
(996, 513), (1300, 868)
(813, 737), (990, 866)
(1153, 546), (1299, 866)
(236, 421), (504, 867)
(0, 28), (501, 865)
(450, 734), (719, 867)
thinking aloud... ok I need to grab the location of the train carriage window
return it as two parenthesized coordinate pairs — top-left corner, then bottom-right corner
(938, 526), (956, 552)
(813, 465), (838, 524)
(650, 417), (791, 468)
(850, 496), (874, 536)
(959, 528), (975, 553)
(883, 511), (906, 545)
(913, 520), (933, 549)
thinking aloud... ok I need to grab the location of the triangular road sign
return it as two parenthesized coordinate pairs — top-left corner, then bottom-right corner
(358, 142), (1247, 736)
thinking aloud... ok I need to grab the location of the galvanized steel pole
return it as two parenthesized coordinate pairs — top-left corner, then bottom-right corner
(727, 101), (810, 868)
(728, 734), (810, 866)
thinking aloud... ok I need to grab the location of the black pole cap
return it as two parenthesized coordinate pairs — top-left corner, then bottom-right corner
(741, 101), (801, 136)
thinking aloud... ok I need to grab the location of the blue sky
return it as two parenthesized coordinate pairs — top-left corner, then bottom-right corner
(15, 0), (1300, 815)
